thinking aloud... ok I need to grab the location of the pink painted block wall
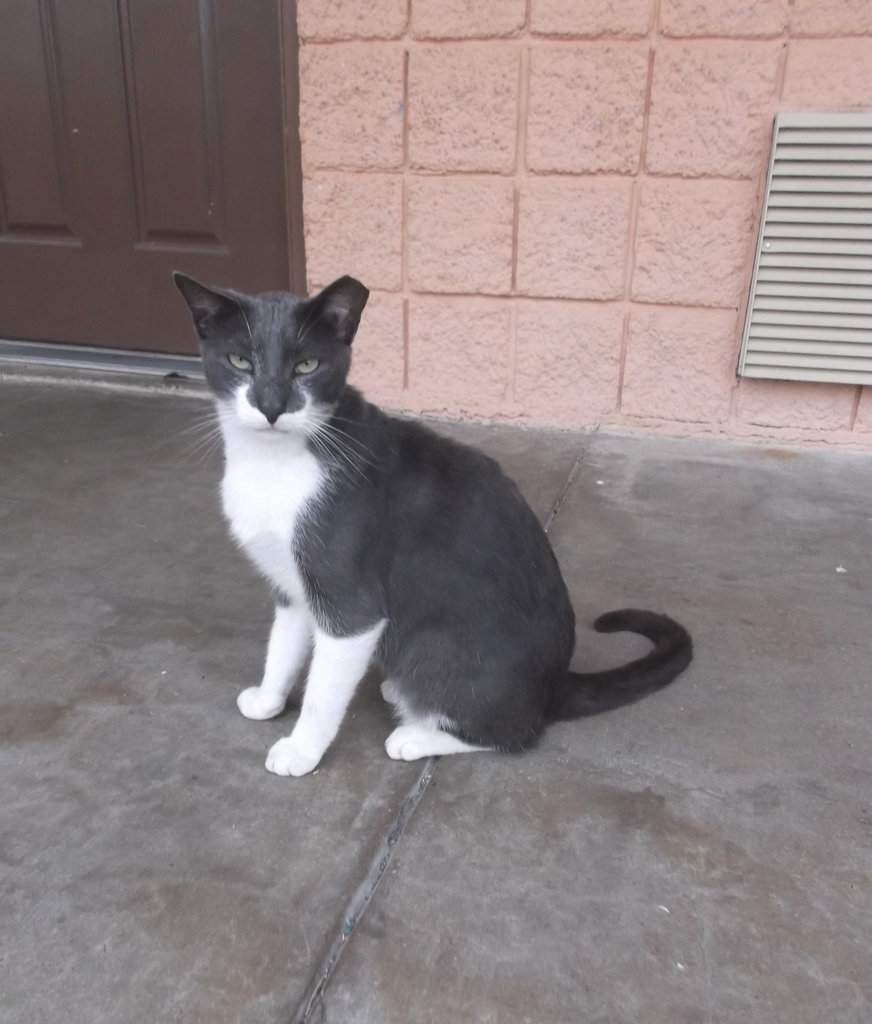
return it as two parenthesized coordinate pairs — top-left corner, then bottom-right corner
(296, 0), (872, 447)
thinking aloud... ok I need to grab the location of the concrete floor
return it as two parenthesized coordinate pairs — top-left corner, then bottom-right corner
(2, 379), (871, 1024)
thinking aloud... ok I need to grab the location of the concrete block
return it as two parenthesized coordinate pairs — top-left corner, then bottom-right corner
(297, 0), (408, 40)
(349, 291), (406, 403)
(526, 43), (649, 173)
(646, 41), (781, 178)
(735, 379), (856, 431)
(408, 44), (520, 172)
(530, 0), (652, 37)
(632, 178), (758, 308)
(303, 174), (403, 292)
(516, 178), (633, 300)
(790, 0), (872, 35)
(407, 297), (512, 415)
(407, 177), (514, 295)
(514, 301), (623, 422)
(299, 43), (405, 170)
(782, 38), (872, 109)
(659, 0), (788, 37)
(622, 304), (739, 421)
(411, 0), (526, 39)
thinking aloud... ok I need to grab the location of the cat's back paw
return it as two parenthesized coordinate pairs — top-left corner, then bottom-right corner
(380, 679), (401, 704)
(386, 723), (491, 761)
(385, 725), (436, 761)
(237, 687), (286, 720)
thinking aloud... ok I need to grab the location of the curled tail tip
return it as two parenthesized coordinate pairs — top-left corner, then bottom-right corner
(548, 607), (693, 723)
(594, 607), (690, 641)
(594, 608), (693, 673)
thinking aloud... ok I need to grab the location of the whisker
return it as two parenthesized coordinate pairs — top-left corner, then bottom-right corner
(165, 415), (220, 442)
(159, 413), (221, 451)
(318, 420), (377, 464)
(296, 310), (329, 347)
(294, 300), (323, 341)
(311, 424), (370, 482)
(312, 431), (359, 477)
(162, 407), (225, 465)
(309, 433), (357, 483)
(319, 424), (377, 469)
(235, 297), (253, 339)
(176, 425), (224, 465)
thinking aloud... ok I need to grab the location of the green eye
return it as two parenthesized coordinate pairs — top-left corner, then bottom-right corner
(228, 353), (252, 371)
(294, 358), (319, 375)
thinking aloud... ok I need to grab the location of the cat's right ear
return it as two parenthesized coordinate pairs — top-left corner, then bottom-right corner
(173, 272), (239, 339)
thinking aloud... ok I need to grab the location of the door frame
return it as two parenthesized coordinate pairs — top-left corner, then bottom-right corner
(279, 0), (307, 296)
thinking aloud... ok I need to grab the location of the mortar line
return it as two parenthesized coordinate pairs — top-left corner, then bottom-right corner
(400, 43), (410, 390)
(617, 5), (658, 417)
(288, 453), (584, 1021)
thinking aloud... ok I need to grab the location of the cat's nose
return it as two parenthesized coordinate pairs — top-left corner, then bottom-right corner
(255, 387), (288, 425)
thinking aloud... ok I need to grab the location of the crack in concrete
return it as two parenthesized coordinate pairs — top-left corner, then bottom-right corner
(542, 451), (585, 536)
(289, 760), (436, 1024)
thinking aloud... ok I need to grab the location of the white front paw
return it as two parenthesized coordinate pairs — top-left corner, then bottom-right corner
(265, 736), (322, 777)
(237, 687), (286, 721)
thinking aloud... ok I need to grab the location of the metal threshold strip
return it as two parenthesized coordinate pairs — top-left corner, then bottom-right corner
(0, 338), (205, 381)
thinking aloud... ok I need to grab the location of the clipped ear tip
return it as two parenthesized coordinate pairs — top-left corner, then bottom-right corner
(172, 270), (197, 298)
(345, 275), (369, 303)
(324, 274), (366, 294)
(333, 275), (370, 312)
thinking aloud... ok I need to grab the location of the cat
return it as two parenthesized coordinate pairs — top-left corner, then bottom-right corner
(173, 272), (692, 777)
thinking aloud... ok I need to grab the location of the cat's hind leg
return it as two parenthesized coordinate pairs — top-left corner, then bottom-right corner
(385, 718), (491, 762)
(238, 602), (312, 720)
(380, 677), (415, 722)
(381, 680), (492, 760)
(380, 678), (402, 705)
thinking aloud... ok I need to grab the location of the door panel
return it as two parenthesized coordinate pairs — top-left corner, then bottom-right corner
(0, 0), (291, 355)
(119, 0), (226, 248)
(1, 1), (78, 242)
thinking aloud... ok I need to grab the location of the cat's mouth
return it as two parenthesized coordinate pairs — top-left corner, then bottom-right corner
(221, 387), (332, 442)
(250, 413), (300, 433)
(244, 411), (309, 437)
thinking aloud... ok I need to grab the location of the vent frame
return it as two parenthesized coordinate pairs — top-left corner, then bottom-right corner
(737, 111), (872, 386)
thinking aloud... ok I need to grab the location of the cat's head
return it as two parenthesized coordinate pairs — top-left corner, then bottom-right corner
(173, 273), (369, 436)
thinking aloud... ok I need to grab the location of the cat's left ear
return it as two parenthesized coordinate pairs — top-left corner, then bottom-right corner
(307, 276), (369, 346)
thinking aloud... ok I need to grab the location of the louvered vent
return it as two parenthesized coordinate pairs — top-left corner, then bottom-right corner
(738, 112), (872, 385)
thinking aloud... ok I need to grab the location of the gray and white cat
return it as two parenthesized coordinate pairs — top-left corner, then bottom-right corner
(174, 272), (692, 777)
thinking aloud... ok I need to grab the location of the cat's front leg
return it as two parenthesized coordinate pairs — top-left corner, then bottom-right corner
(238, 602), (312, 721)
(265, 619), (386, 776)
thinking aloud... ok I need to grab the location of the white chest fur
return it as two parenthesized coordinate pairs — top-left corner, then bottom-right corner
(220, 432), (325, 602)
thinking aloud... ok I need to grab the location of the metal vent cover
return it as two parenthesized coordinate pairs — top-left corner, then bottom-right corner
(738, 112), (872, 386)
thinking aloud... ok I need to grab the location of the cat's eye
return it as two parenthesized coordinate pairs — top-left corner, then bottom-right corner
(228, 353), (252, 372)
(294, 358), (319, 375)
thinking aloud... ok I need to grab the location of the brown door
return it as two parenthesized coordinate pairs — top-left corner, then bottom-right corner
(0, 0), (297, 355)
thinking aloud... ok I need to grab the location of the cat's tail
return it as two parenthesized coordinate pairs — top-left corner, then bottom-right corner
(546, 609), (692, 722)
